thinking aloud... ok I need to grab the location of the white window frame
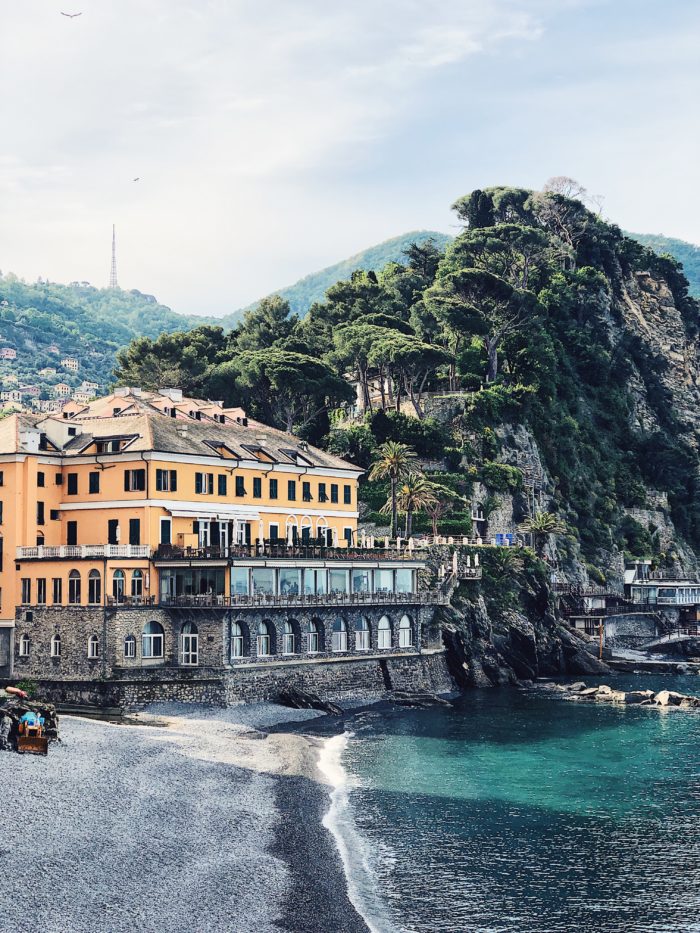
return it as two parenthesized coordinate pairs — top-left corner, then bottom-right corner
(124, 634), (136, 658)
(180, 624), (199, 666)
(332, 618), (348, 652)
(356, 619), (370, 651)
(308, 621), (320, 654)
(231, 622), (244, 659)
(378, 616), (392, 650)
(142, 622), (164, 659)
(19, 634), (30, 656)
(257, 622), (271, 657)
(283, 622), (296, 655)
(51, 633), (61, 658)
(399, 614), (413, 648)
(87, 634), (100, 659)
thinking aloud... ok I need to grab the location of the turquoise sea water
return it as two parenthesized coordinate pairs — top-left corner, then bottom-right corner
(334, 677), (700, 933)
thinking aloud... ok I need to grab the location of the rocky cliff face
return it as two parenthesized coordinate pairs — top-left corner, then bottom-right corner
(437, 563), (609, 690)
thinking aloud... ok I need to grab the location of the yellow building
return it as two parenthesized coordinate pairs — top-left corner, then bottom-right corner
(0, 387), (364, 626)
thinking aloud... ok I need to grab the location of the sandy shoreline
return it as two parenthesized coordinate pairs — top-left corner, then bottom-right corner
(0, 704), (369, 933)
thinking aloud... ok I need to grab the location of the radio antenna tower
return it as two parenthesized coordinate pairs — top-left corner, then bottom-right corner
(109, 224), (119, 289)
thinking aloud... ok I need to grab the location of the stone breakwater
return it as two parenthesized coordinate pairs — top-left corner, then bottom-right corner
(544, 681), (700, 708)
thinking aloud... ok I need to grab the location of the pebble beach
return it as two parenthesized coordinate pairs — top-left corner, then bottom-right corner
(0, 706), (369, 933)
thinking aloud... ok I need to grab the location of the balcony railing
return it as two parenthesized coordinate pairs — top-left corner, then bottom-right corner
(160, 590), (447, 609)
(154, 542), (427, 563)
(17, 545), (151, 560)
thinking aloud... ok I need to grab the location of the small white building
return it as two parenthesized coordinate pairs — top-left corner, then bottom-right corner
(60, 357), (79, 372)
(0, 348), (17, 360)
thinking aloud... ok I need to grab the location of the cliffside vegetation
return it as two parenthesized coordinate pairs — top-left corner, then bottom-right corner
(116, 182), (700, 573)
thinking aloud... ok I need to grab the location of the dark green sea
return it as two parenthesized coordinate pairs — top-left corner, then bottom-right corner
(319, 676), (700, 933)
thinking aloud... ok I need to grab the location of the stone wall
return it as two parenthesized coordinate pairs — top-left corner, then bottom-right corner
(22, 650), (455, 710)
(9, 602), (448, 709)
(604, 613), (659, 649)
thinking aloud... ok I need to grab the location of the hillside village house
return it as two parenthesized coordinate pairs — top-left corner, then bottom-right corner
(53, 383), (72, 398)
(60, 357), (79, 372)
(0, 348), (17, 360)
(0, 388), (441, 705)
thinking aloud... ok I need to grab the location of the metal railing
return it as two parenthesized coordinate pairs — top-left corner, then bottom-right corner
(17, 544), (151, 560)
(159, 589), (447, 609)
(154, 542), (428, 562)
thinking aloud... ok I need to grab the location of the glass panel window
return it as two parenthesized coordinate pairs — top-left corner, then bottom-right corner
(356, 618), (370, 651)
(257, 621), (271, 656)
(37, 578), (46, 605)
(142, 621), (164, 659)
(251, 568), (275, 595)
(395, 569), (413, 593)
(332, 617), (348, 652)
(352, 568), (371, 594)
(269, 478), (278, 499)
(329, 570), (348, 594)
(378, 616), (392, 649)
(303, 569), (327, 596)
(231, 567), (250, 596)
(375, 569), (394, 593)
(180, 622), (199, 666)
(279, 568), (300, 596)
(253, 477), (262, 498)
(124, 635), (136, 658)
(399, 614), (413, 648)
(308, 620), (320, 654)
(231, 622), (244, 658)
(283, 621), (296, 655)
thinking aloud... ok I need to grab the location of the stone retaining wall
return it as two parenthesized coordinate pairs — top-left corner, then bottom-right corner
(24, 650), (455, 710)
(605, 613), (659, 649)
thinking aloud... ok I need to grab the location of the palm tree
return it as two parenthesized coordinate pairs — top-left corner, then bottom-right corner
(369, 441), (417, 538)
(520, 511), (567, 557)
(385, 476), (438, 537)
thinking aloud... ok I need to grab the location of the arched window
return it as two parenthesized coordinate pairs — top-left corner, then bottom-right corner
(19, 634), (30, 657)
(399, 614), (413, 648)
(308, 619), (320, 654)
(283, 621), (296, 655)
(356, 617), (370, 651)
(142, 621), (164, 659)
(332, 617), (347, 652)
(88, 569), (102, 605)
(180, 621), (198, 666)
(257, 621), (271, 657)
(300, 516), (312, 544)
(113, 569), (125, 603)
(50, 633), (61, 658)
(68, 570), (81, 604)
(124, 634), (136, 658)
(231, 622), (244, 659)
(87, 634), (100, 659)
(378, 615), (392, 650)
(131, 569), (143, 600)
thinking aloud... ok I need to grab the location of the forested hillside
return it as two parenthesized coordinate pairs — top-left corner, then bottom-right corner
(627, 232), (700, 296)
(0, 275), (204, 395)
(116, 185), (700, 582)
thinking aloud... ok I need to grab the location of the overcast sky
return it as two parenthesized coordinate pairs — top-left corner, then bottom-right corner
(1, 0), (698, 317)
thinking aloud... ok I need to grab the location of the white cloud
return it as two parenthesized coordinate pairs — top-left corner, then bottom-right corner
(1, 1), (698, 315)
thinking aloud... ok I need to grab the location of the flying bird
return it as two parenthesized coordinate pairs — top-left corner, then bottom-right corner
(60, 11), (83, 17)
(133, 177), (140, 182)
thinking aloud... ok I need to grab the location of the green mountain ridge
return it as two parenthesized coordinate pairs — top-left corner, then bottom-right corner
(0, 228), (697, 402)
(219, 229), (454, 326)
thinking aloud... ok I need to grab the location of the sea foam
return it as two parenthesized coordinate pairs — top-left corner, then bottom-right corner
(318, 731), (399, 933)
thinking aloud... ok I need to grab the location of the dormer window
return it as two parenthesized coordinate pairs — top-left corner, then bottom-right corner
(280, 447), (313, 467)
(113, 407), (122, 415)
(67, 427), (77, 437)
(241, 444), (275, 463)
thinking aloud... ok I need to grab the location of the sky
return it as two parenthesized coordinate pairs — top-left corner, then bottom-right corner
(1, 0), (699, 317)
